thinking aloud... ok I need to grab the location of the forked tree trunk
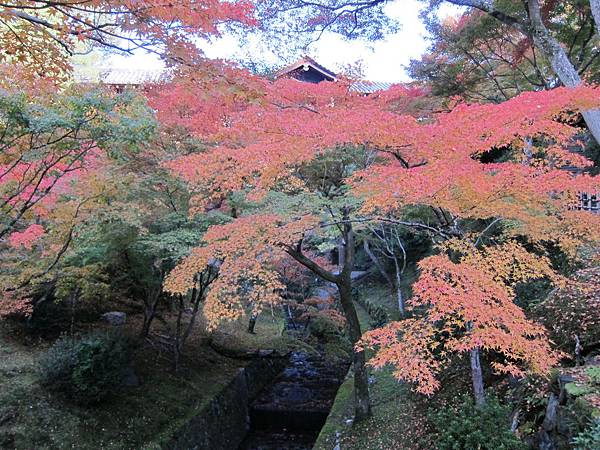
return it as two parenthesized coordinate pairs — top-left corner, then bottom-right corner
(286, 208), (371, 421)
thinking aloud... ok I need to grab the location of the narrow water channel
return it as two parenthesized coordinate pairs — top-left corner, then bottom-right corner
(239, 351), (349, 450)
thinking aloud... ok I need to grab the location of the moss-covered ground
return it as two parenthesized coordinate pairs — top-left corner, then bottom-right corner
(0, 312), (294, 449)
(313, 288), (429, 450)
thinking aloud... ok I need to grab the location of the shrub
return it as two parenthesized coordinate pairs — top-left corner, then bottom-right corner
(572, 420), (600, 450)
(308, 314), (342, 340)
(533, 267), (600, 353)
(39, 332), (131, 405)
(429, 395), (526, 450)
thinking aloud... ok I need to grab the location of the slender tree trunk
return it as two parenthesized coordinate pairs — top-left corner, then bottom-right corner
(173, 296), (183, 371)
(247, 312), (258, 334)
(141, 289), (161, 338)
(470, 347), (486, 406)
(141, 266), (164, 338)
(363, 240), (393, 287)
(392, 257), (405, 316)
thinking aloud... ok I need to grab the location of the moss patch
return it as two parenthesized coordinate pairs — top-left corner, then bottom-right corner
(0, 311), (290, 449)
(314, 298), (428, 450)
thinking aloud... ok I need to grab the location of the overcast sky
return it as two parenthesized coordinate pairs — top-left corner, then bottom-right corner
(103, 0), (462, 83)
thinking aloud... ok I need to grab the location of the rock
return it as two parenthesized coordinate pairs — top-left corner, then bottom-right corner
(558, 374), (575, 385)
(537, 430), (556, 450)
(0, 407), (16, 426)
(0, 431), (14, 448)
(556, 407), (571, 436)
(258, 349), (275, 358)
(542, 393), (559, 431)
(101, 311), (126, 326)
(121, 365), (140, 387)
(350, 271), (368, 281)
(314, 288), (332, 300)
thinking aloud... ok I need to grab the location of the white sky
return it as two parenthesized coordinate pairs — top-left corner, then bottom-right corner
(103, 0), (462, 83)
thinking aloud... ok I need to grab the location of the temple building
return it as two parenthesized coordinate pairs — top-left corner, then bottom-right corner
(78, 56), (394, 94)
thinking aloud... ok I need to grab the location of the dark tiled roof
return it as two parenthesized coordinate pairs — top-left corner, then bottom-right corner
(101, 69), (167, 84)
(74, 68), (167, 85)
(275, 56), (337, 81)
(350, 80), (394, 93)
(79, 58), (395, 93)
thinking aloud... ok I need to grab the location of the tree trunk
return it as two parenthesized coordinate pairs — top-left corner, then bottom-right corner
(590, 0), (600, 37)
(338, 280), (371, 421)
(363, 240), (394, 288)
(392, 257), (405, 316)
(470, 347), (486, 406)
(338, 212), (371, 421)
(141, 289), (161, 338)
(337, 238), (345, 270)
(141, 307), (155, 338)
(247, 313), (258, 334)
(526, 0), (600, 144)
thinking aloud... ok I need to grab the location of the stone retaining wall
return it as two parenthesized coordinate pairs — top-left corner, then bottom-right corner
(164, 357), (286, 450)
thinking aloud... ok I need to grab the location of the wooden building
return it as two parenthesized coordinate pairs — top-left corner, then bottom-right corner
(82, 56), (393, 94)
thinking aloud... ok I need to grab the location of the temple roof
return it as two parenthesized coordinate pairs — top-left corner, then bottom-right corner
(274, 56), (338, 82)
(75, 57), (394, 93)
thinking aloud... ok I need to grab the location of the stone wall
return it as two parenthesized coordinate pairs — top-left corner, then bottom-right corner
(164, 357), (286, 450)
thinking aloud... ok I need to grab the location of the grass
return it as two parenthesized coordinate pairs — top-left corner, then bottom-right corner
(211, 311), (314, 356)
(0, 310), (295, 449)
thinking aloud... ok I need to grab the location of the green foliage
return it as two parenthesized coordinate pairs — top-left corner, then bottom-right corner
(565, 383), (593, 397)
(297, 145), (376, 198)
(308, 315), (343, 340)
(429, 395), (525, 450)
(572, 420), (600, 450)
(587, 367), (600, 386)
(54, 265), (110, 305)
(39, 332), (131, 405)
(533, 266), (600, 352)
(356, 295), (388, 329)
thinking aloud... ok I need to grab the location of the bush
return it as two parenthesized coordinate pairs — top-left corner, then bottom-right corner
(308, 314), (342, 340)
(533, 266), (600, 353)
(572, 420), (600, 450)
(39, 332), (131, 405)
(429, 395), (526, 450)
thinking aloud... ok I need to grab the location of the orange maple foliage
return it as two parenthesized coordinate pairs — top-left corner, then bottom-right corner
(158, 76), (600, 394)
(164, 214), (319, 328)
(0, 0), (255, 80)
(361, 240), (561, 395)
